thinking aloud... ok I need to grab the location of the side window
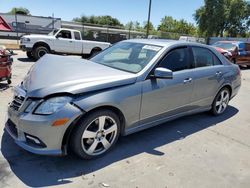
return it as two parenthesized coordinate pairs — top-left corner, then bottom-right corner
(213, 54), (222, 65)
(192, 47), (215, 68)
(159, 47), (190, 72)
(74, 32), (81, 40)
(57, 30), (72, 39)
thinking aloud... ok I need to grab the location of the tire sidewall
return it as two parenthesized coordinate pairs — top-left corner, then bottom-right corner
(70, 110), (121, 159)
(33, 46), (49, 60)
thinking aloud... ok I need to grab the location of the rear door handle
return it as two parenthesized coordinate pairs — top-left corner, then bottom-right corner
(183, 78), (192, 84)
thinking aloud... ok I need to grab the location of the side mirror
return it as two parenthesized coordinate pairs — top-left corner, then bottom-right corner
(56, 33), (62, 38)
(152, 67), (173, 79)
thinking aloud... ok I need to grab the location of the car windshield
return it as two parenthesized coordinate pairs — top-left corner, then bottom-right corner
(48, 29), (59, 36)
(212, 42), (237, 50)
(90, 42), (162, 73)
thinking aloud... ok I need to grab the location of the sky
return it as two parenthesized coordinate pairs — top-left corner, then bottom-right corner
(0, 0), (204, 27)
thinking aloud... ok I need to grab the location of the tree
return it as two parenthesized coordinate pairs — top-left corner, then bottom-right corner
(8, 7), (30, 15)
(143, 21), (154, 31)
(194, 0), (250, 37)
(73, 15), (123, 27)
(158, 16), (197, 35)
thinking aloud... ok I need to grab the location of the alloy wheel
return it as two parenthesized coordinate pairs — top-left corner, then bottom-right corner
(81, 116), (118, 156)
(215, 89), (230, 114)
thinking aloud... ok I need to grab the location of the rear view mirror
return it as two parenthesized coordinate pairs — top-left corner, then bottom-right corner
(153, 67), (173, 79)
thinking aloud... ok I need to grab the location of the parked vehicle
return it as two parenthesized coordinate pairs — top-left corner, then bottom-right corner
(212, 41), (250, 66)
(20, 28), (111, 60)
(6, 40), (241, 159)
(0, 46), (13, 85)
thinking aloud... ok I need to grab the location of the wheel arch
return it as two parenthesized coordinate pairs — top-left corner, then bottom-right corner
(61, 105), (126, 154)
(33, 41), (51, 51)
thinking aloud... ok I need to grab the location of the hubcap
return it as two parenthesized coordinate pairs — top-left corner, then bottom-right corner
(215, 90), (229, 114)
(81, 116), (118, 156)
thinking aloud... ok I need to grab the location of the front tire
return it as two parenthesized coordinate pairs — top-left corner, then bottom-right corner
(70, 110), (120, 159)
(33, 46), (49, 60)
(211, 87), (230, 115)
(26, 51), (34, 59)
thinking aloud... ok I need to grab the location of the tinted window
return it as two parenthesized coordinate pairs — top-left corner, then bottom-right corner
(57, 30), (72, 39)
(74, 32), (81, 40)
(159, 47), (190, 72)
(192, 47), (221, 67)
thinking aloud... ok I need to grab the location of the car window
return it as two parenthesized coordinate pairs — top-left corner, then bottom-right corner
(91, 42), (162, 73)
(57, 30), (72, 39)
(192, 47), (216, 67)
(159, 47), (190, 72)
(74, 32), (81, 40)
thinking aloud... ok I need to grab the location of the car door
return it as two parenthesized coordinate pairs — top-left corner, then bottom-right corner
(191, 46), (225, 108)
(54, 30), (75, 53)
(140, 46), (195, 125)
(73, 31), (83, 54)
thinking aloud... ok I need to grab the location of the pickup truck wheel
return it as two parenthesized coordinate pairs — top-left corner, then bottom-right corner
(90, 48), (101, 58)
(26, 51), (35, 59)
(70, 110), (120, 159)
(33, 46), (49, 60)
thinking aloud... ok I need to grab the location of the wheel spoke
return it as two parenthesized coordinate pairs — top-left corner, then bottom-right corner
(105, 124), (117, 135)
(218, 105), (222, 113)
(223, 93), (229, 101)
(216, 101), (221, 106)
(82, 130), (96, 139)
(87, 140), (98, 154)
(101, 138), (111, 150)
(98, 116), (106, 131)
(222, 102), (227, 108)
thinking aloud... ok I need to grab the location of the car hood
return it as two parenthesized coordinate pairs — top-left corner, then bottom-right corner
(22, 54), (137, 98)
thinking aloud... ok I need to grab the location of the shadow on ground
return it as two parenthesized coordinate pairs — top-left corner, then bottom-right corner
(1, 106), (238, 187)
(17, 58), (35, 63)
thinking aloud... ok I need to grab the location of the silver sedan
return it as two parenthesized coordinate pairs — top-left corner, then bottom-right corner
(5, 40), (241, 159)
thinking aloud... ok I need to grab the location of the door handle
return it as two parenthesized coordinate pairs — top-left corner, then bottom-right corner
(183, 78), (192, 84)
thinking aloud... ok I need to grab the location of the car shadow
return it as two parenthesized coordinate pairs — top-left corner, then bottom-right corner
(1, 106), (238, 187)
(17, 58), (35, 63)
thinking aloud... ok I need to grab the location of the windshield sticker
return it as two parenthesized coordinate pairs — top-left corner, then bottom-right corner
(142, 45), (161, 51)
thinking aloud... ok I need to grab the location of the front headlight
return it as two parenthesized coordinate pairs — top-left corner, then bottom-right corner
(34, 96), (72, 115)
(22, 38), (30, 43)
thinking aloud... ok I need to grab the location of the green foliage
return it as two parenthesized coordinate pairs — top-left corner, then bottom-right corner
(73, 15), (123, 27)
(194, 0), (250, 37)
(8, 7), (30, 15)
(158, 16), (197, 35)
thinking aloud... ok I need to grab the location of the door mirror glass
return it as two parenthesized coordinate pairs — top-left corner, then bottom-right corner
(153, 67), (173, 79)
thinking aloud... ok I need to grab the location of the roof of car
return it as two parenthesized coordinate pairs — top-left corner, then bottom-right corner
(124, 39), (206, 48)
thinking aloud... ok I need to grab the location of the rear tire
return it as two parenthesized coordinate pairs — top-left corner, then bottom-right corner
(90, 48), (101, 58)
(33, 46), (49, 60)
(211, 87), (230, 116)
(70, 109), (120, 159)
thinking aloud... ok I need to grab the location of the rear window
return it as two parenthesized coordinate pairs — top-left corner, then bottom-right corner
(74, 32), (81, 40)
(212, 42), (237, 51)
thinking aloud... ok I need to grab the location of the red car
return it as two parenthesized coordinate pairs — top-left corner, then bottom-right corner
(212, 41), (250, 67)
(0, 47), (12, 85)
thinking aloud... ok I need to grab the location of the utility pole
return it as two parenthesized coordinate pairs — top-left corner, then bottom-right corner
(14, 8), (19, 44)
(146, 0), (152, 38)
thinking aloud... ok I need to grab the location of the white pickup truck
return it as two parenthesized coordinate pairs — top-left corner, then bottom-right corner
(20, 28), (111, 60)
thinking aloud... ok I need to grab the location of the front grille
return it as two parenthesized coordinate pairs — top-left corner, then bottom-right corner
(10, 95), (25, 111)
(6, 119), (18, 137)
